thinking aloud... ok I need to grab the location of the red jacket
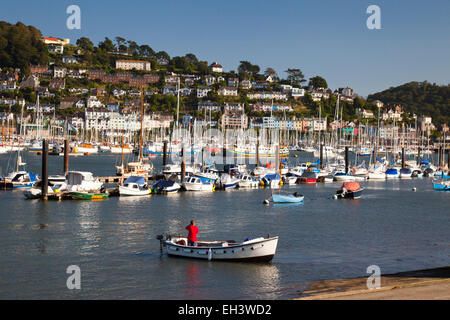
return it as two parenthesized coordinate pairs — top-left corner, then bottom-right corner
(186, 225), (199, 242)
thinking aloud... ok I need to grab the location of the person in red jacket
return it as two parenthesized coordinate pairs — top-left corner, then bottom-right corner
(185, 220), (199, 246)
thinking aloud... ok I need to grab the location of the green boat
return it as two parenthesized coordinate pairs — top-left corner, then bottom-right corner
(70, 192), (109, 200)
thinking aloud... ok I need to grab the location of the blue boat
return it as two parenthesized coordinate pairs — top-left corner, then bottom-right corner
(433, 181), (450, 191)
(271, 192), (304, 203)
(0, 171), (39, 189)
(385, 168), (399, 178)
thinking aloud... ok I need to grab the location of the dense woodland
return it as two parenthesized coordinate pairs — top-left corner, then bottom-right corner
(368, 82), (450, 126)
(0, 21), (48, 73)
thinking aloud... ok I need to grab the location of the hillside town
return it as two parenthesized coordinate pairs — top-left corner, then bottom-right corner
(0, 35), (448, 145)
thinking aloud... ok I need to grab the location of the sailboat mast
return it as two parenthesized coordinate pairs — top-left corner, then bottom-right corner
(140, 88), (144, 161)
(176, 78), (180, 127)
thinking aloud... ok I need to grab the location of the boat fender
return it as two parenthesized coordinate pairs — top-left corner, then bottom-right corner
(412, 187), (416, 192)
(208, 248), (212, 261)
(263, 199), (270, 205)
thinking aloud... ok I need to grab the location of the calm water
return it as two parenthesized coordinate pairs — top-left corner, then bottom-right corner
(0, 152), (449, 299)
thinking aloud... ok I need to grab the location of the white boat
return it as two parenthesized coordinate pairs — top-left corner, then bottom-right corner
(218, 173), (240, 189)
(111, 145), (133, 154)
(252, 166), (276, 177)
(195, 167), (219, 181)
(119, 176), (150, 196)
(157, 234), (279, 262)
(262, 173), (281, 188)
(284, 175), (299, 185)
(116, 159), (153, 177)
(66, 171), (103, 192)
(74, 143), (98, 154)
(182, 176), (215, 191)
(288, 164), (308, 177)
(237, 173), (259, 188)
(152, 180), (181, 194)
(24, 186), (54, 199)
(332, 167), (356, 182)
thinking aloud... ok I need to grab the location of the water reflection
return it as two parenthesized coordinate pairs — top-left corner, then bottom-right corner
(76, 201), (102, 255)
(184, 261), (201, 298)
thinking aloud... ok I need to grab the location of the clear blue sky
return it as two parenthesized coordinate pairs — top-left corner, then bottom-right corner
(3, 0), (449, 96)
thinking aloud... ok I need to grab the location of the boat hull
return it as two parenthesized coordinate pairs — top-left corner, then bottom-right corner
(163, 237), (278, 262)
(183, 182), (214, 191)
(119, 187), (150, 196)
(299, 178), (316, 184)
(335, 188), (364, 199)
(433, 183), (450, 191)
(70, 192), (109, 200)
(271, 194), (304, 203)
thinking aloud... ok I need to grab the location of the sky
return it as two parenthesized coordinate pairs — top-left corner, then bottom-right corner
(2, 0), (449, 96)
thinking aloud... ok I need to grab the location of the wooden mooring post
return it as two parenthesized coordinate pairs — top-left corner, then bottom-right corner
(41, 139), (48, 200)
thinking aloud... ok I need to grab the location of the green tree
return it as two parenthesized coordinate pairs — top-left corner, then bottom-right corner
(238, 61), (260, 78)
(98, 37), (115, 52)
(309, 76), (328, 89)
(264, 67), (278, 81)
(285, 68), (306, 86)
(139, 45), (155, 57)
(76, 37), (94, 51)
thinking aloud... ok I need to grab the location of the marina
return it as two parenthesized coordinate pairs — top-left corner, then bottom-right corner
(0, 148), (448, 299)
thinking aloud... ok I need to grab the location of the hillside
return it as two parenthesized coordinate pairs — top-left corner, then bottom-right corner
(0, 21), (48, 73)
(367, 81), (450, 126)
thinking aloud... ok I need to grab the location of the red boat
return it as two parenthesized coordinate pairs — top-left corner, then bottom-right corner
(300, 169), (317, 184)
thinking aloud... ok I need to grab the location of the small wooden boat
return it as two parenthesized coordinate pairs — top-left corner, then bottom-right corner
(270, 192), (304, 203)
(156, 234), (278, 262)
(334, 181), (364, 199)
(70, 191), (109, 200)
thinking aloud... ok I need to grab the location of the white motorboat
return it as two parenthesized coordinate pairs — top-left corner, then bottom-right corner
(119, 176), (150, 196)
(66, 171), (103, 192)
(110, 145), (133, 154)
(74, 143), (98, 154)
(157, 234), (279, 262)
(24, 186), (54, 199)
(252, 166), (276, 177)
(288, 164), (308, 177)
(284, 175), (298, 185)
(217, 173), (240, 189)
(152, 180), (181, 194)
(182, 176), (215, 191)
(262, 173), (281, 188)
(236, 173), (259, 188)
(195, 167), (219, 181)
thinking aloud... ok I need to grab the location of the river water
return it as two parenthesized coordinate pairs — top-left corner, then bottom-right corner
(0, 152), (449, 299)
